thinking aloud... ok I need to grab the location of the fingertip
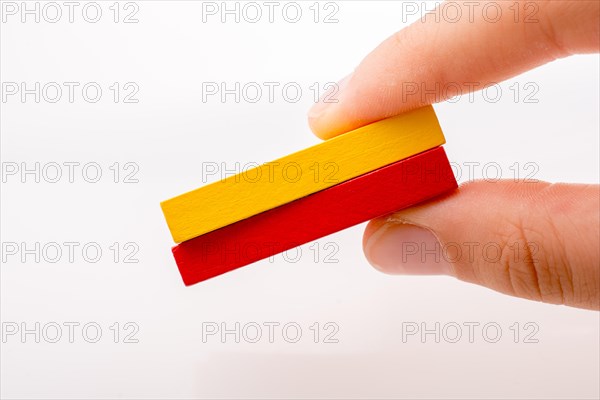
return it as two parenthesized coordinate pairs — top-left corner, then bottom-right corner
(307, 107), (332, 140)
(363, 220), (452, 276)
(307, 73), (355, 140)
(362, 217), (389, 251)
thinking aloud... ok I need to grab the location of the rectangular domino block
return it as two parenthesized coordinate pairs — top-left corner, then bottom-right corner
(172, 146), (457, 286)
(161, 106), (445, 243)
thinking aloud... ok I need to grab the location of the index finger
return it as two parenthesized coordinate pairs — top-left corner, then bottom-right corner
(308, 0), (600, 139)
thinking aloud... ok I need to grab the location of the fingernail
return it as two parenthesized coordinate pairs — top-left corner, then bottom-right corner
(308, 73), (352, 128)
(364, 223), (452, 275)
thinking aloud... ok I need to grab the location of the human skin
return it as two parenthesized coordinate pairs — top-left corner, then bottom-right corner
(307, 0), (600, 310)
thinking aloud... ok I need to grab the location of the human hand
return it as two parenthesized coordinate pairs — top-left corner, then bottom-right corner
(308, 0), (600, 310)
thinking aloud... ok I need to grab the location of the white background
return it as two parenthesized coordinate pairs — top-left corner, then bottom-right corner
(1, 1), (599, 399)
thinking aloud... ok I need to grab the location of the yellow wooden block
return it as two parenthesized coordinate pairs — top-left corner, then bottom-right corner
(162, 106), (445, 243)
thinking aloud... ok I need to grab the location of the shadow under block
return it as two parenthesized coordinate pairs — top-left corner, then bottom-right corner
(172, 146), (457, 286)
(161, 106), (446, 243)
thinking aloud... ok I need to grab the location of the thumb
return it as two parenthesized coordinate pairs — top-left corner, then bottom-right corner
(363, 181), (600, 310)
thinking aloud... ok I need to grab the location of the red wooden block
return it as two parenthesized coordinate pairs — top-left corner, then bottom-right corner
(172, 146), (457, 286)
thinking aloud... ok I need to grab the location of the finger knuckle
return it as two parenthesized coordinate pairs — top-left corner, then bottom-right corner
(497, 219), (575, 305)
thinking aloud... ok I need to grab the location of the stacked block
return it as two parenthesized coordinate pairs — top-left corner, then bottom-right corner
(161, 106), (457, 285)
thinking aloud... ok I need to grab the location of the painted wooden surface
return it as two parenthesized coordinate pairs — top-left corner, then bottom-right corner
(162, 106), (445, 243)
(172, 146), (457, 286)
